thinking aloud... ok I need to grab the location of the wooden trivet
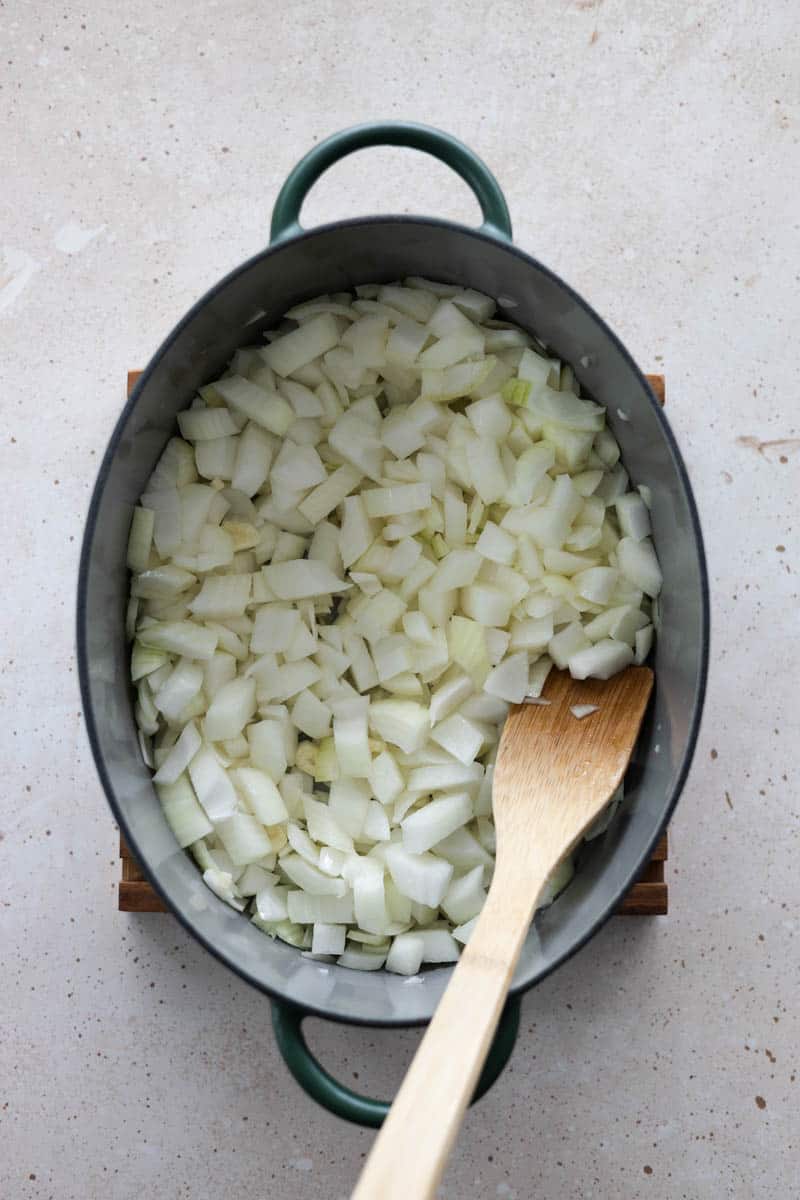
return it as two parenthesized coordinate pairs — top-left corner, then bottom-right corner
(118, 370), (669, 917)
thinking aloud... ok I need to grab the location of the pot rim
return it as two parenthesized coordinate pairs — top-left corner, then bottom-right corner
(77, 214), (710, 1027)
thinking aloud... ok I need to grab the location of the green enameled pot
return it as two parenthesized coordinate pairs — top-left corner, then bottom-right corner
(78, 122), (708, 1127)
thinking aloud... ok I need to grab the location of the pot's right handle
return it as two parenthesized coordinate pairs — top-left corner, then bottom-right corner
(271, 994), (520, 1129)
(269, 121), (512, 246)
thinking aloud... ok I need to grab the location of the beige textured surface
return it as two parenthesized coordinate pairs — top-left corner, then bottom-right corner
(1, 3), (798, 1198)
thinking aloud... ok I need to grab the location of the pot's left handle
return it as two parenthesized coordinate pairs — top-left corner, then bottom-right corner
(269, 121), (512, 246)
(271, 995), (520, 1129)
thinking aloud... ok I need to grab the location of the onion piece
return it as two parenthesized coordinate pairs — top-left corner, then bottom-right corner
(337, 946), (386, 971)
(256, 885), (289, 922)
(262, 560), (351, 601)
(138, 620), (217, 661)
(483, 652), (529, 704)
(384, 845), (453, 908)
(385, 932), (424, 976)
(189, 575), (251, 620)
(329, 696), (371, 776)
(634, 623), (654, 664)
(177, 407), (239, 441)
(298, 464), (364, 525)
(153, 720), (202, 784)
(203, 868), (245, 911)
(568, 638), (634, 680)
(402, 793), (473, 854)
(312, 923), (347, 956)
(261, 314), (341, 378)
(156, 774), (213, 847)
(570, 704), (599, 720)
(127, 506), (155, 572)
(188, 746), (237, 820)
(153, 660), (205, 721)
(303, 796), (354, 852)
(447, 616), (490, 687)
(368, 749), (404, 805)
(233, 767), (289, 825)
(430, 713), (484, 765)
(216, 811), (274, 866)
(617, 537), (663, 598)
(214, 376), (294, 435)
(288, 891), (355, 925)
(369, 699), (430, 755)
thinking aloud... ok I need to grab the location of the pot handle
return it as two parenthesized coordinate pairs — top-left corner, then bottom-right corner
(271, 993), (521, 1129)
(269, 121), (512, 246)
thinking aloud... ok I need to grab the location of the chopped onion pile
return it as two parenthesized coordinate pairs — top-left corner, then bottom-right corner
(128, 277), (660, 973)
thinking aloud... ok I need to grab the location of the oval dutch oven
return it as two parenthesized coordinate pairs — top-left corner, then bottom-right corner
(78, 122), (709, 1126)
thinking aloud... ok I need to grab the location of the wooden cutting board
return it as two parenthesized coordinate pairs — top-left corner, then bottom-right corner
(117, 370), (669, 918)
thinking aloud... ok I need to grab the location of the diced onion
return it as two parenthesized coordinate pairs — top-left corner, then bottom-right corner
(570, 704), (599, 720)
(129, 276), (661, 973)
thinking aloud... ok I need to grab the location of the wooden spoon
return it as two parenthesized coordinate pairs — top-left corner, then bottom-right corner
(353, 666), (654, 1200)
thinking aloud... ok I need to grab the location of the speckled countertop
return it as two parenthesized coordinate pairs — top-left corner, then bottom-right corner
(2, 3), (797, 1197)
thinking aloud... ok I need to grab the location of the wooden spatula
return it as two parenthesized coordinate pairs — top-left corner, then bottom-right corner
(353, 665), (654, 1200)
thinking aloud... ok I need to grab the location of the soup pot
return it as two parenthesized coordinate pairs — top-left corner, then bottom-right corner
(77, 122), (709, 1127)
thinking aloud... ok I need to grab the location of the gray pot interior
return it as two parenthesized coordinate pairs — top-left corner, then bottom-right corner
(79, 218), (707, 1025)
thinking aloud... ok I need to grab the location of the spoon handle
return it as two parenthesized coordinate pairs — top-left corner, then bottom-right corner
(353, 868), (546, 1200)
